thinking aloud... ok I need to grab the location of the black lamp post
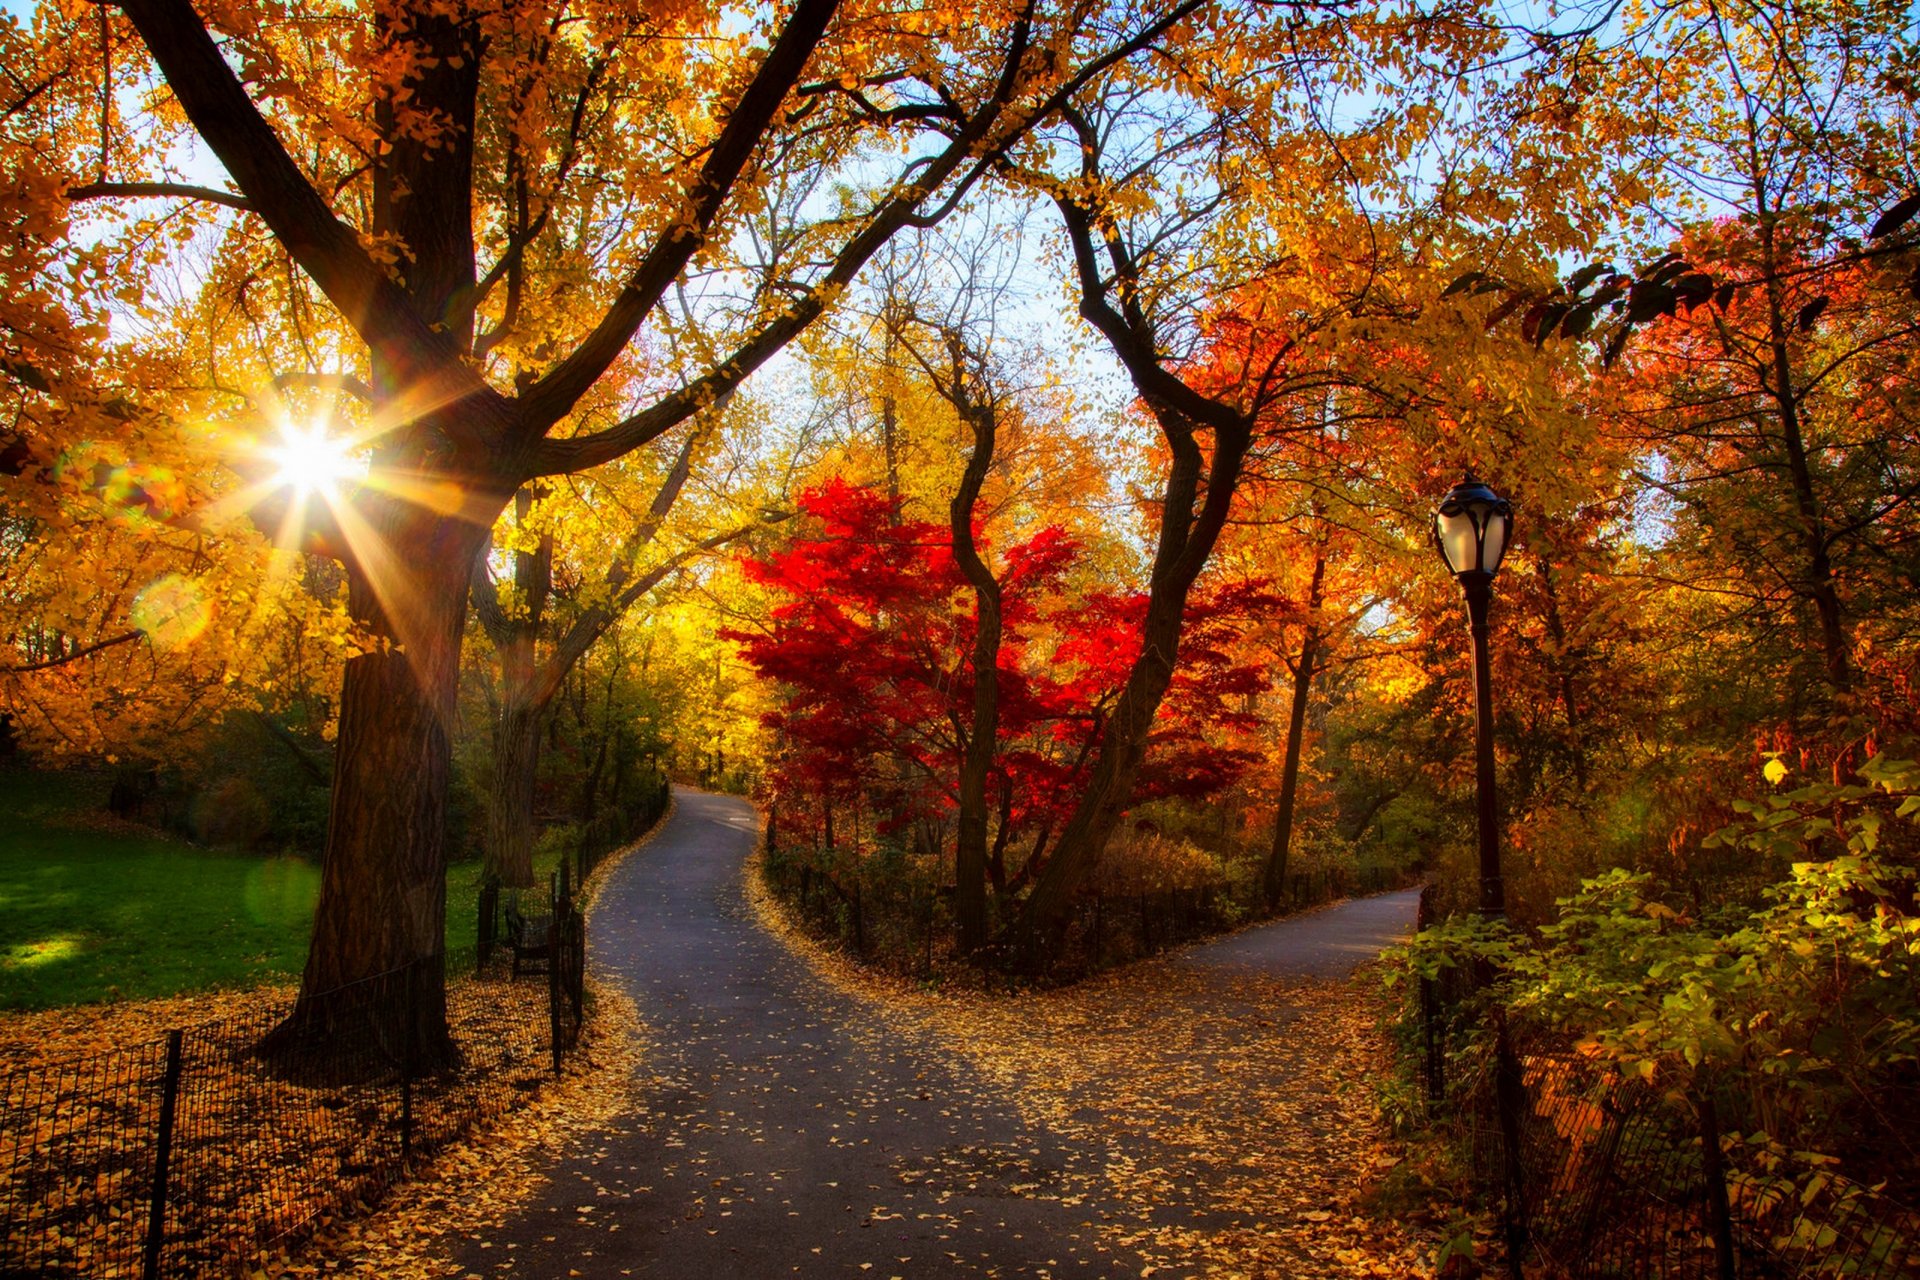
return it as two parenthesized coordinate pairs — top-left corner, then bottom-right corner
(1433, 474), (1513, 919)
(1435, 473), (1529, 1275)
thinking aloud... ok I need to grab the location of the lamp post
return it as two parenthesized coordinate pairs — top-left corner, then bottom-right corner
(1434, 473), (1528, 1276)
(1433, 474), (1513, 919)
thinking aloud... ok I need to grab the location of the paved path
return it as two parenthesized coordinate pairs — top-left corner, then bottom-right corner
(1186, 887), (1420, 978)
(461, 792), (1417, 1279)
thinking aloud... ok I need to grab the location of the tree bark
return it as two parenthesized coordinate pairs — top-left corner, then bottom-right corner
(488, 698), (543, 889)
(1263, 550), (1324, 908)
(282, 497), (496, 1060)
(948, 399), (1001, 955)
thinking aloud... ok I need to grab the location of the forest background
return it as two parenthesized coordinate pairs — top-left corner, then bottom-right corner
(0, 0), (1915, 1217)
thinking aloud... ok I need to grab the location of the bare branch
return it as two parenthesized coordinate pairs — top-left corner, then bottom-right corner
(66, 180), (253, 212)
(2, 630), (144, 673)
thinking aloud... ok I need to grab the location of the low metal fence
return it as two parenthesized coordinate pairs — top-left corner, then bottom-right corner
(1408, 890), (1919, 1279)
(762, 822), (1407, 975)
(1, 880), (588, 1279)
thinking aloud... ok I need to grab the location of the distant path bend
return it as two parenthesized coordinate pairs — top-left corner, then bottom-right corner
(1184, 885), (1420, 978)
(461, 791), (1423, 1279)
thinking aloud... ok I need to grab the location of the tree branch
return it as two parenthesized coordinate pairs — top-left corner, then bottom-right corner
(1, 630), (143, 673)
(271, 371), (373, 401)
(516, 0), (844, 436)
(533, 520), (775, 710)
(66, 180), (253, 212)
(115, 0), (494, 422)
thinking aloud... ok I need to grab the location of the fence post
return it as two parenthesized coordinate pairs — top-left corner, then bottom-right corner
(142, 1029), (185, 1280)
(569, 895), (586, 1023)
(401, 970), (416, 1166)
(548, 870), (564, 1075)
(1416, 887), (1445, 1103)
(478, 878), (498, 971)
(1420, 977), (1444, 1103)
(1494, 1011), (1529, 1280)
(1696, 1087), (1737, 1280)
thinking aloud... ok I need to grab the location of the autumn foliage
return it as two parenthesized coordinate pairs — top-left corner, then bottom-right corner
(729, 480), (1270, 900)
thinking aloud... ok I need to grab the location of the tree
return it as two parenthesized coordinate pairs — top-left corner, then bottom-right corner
(6, 0), (1221, 1044)
(1453, 0), (1919, 722)
(918, 326), (1010, 952)
(470, 398), (776, 888)
(732, 479), (1271, 934)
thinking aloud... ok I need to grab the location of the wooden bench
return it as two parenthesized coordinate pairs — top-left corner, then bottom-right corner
(503, 900), (554, 978)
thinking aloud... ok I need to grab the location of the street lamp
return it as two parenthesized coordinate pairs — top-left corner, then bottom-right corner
(1435, 474), (1529, 1276)
(1433, 474), (1513, 919)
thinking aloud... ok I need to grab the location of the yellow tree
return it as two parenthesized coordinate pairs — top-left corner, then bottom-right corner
(470, 388), (783, 888)
(5, 0), (1232, 1041)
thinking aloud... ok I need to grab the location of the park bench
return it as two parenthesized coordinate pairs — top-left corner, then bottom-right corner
(503, 899), (554, 978)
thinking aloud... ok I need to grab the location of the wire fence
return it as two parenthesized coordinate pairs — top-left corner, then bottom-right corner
(1, 877), (589, 1279)
(1409, 893), (1920, 1279)
(762, 820), (1405, 975)
(576, 774), (669, 886)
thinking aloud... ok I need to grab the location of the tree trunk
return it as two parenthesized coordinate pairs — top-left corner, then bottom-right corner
(1015, 602), (1183, 956)
(1014, 182), (1259, 966)
(1013, 403), (1252, 964)
(1264, 550), (1324, 908)
(943, 340), (1003, 954)
(1754, 164), (1850, 689)
(278, 504), (493, 1062)
(487, 697), (542, 889)
(475, 487), (553, 891)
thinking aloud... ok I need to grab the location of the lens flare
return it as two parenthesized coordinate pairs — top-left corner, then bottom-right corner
(131, 574), (212, 650)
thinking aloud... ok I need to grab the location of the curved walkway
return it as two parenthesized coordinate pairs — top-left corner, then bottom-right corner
(460, 792), (1419, 1278)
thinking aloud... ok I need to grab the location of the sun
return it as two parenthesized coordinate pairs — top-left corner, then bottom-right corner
(266, 420), (360, 500)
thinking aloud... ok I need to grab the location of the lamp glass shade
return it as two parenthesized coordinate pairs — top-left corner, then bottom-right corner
(1482, 511), (1509, 569)
(1437, 508), (1480, 575)
(1433, 477), (1513, 577)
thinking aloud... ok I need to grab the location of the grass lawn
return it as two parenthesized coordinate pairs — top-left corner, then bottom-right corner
(0, 768), (559, 1010)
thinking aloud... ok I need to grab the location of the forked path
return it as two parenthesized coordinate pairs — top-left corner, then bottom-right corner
(460, 791), (1419, 1278)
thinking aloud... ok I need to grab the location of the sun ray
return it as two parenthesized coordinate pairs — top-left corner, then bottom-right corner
(321, 493), (456, 723)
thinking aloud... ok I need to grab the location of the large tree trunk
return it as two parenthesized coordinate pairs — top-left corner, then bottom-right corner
(280, 501), (494, 1061)
(1263, 550), (1324, 908)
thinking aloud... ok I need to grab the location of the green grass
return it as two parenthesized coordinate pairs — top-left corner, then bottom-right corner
(0, 768), (559, 1010)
